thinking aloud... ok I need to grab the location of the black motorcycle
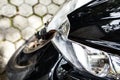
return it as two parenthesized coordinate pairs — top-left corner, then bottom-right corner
(6, 0), (120, 80)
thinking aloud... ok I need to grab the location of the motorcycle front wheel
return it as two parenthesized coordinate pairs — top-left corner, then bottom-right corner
(6, 30), (59, 80)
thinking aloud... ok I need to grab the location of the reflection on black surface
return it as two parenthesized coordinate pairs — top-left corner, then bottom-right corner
(68, 0), (120, 54)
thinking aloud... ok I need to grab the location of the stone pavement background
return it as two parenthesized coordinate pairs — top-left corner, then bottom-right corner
(0, 0), (67, 79)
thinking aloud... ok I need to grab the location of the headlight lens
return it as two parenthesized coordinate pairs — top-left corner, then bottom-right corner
(72, 42), (110, 77)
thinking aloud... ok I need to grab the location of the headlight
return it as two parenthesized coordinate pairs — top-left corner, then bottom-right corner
(72, 42), (110, 77)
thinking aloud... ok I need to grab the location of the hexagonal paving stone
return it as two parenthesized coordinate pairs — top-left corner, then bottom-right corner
(28, 15), (42, 30)
(43, 14), (53, 23)
(0, 56), (6, 73)
(34, 4), (47, 16)
(0, 18), (11, 29)
(1, 4), (17, 17)
(22, 27), (36, 40)
(37, 25), (44, 31)
(47, 3), (59, 15)
(15, 39), (25, 49)
(39, 0), (51, 5)
(53, 0), (66, 5)
(0, 41), (15, 73)
(0, 0), (8, 8)
(19, 4), (33, 17)
(13, 15), (28, 30)
(0, 30), (4, 41)
(0, 41), (15, 58)
(5, 27), (21, 42)
(25, 0), (38, 6)
(0, 10), (2, 15)
(0, 35), (4, 41)
(10, 0), (24, 6)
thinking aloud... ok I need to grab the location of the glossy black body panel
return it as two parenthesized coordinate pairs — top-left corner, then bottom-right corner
(68, 0), (120, 55)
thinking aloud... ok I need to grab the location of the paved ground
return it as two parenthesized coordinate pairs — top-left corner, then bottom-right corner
(0, 0), (66, 79)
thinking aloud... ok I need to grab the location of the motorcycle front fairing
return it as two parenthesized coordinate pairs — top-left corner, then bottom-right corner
(68, 0), (120, 55)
